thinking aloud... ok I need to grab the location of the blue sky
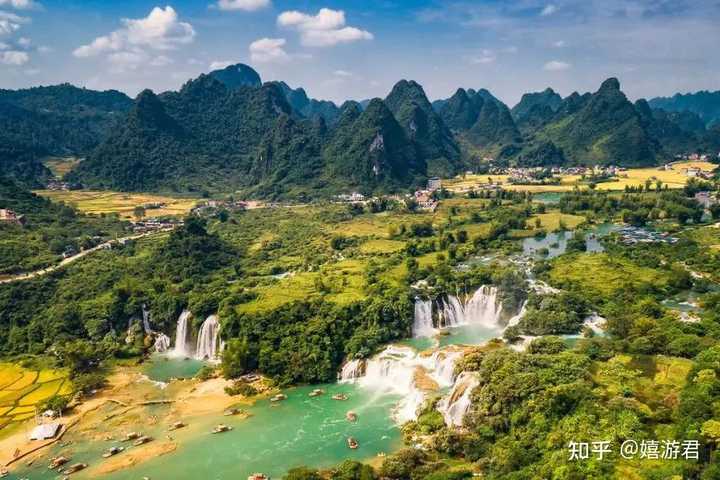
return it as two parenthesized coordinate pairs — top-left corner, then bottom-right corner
(0, 0), (718, 106)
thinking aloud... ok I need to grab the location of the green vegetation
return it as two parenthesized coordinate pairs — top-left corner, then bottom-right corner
(0, 176), (130, 274)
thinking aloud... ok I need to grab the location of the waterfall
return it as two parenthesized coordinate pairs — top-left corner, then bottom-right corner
(339, 359), (367, 381)
(172, 310), (192, 358)
(196, 315), (220, 361)
(437, 372), (480, 427)
(142, 304), (152, 333)
(583, 313), (606, 334)
(153, 334), (171, 353)
(440, 286), (503, 328)
(412, 299), (435, 338)
(505, 300), (528, 328)
(342, 345), (461, 424)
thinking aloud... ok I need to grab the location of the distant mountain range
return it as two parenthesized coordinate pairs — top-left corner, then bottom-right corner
(649, 91), (720, 126)
(1, 64), (719, 198)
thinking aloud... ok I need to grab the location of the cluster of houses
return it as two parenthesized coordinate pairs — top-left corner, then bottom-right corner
(616, 226), (678, 245)
(335, 177), (443, 212)
(131, 218), (182, 234)
(190, 199), (248, 216)
(0, 208), (25, 225)
(46, 179), (72, 191)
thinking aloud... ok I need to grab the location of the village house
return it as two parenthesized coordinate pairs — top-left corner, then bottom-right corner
(0, 208), (25, 225)
(427, 177), (441, 192)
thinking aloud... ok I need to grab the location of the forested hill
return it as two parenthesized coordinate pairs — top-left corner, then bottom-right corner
(0, 84), (133, 187)
(3, 65), (720, 196)
(649, 90), (720, 126)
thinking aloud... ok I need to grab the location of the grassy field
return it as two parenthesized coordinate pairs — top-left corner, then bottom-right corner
(42, 156), (82, 178)
(34, 190), (199, 219)
(445, 161), (717, 194)
(548, 252), (669, 297)
(0, 363), (71, 430)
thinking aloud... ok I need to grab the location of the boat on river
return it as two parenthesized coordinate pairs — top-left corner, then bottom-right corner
(49, 456), (70, 469)
(133, 436), (153, 446)
(61, 463), (87, 474)
(168, 421), (186, 431)
(102, 446), (124, 458)
(123, 432), (141, 441)
(248, 474), (268, 480)
(331, 393), (348, 401)
(212, 424), (233, 434)
(346, 411), (357, 422)
(224, 407), (244, 416)
(347, 437), (359, 449)
(270, 393), (287, 403)
(309, 389), (324, 397)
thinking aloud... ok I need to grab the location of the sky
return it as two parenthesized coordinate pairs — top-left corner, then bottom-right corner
(0, 0), (718, 107)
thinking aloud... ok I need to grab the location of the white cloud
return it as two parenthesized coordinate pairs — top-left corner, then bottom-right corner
(553, 40), (566, 48)
(216, 0), (270, 11)
(0, 41), (7, 49)
(0, 49), (28, 64)
(544, 60), (571, 71)
(469, 49), (496, 64)
(0, 0), (38, 9)
(333, 69), (352, 77)
(149, 55), (173, 66)
(0, 11), (28, 35)
(277, 8), (373, 47)
(209, 60), (235, 70)
(73, 6), (195, 59)
(540, 4), (557, 16)
(249, 37), (289, 63)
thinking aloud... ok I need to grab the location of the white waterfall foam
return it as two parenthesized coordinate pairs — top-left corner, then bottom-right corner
(437, 371), (480, 427)
(441, 286), (503, 328)
(153, 334), (171, 353)
(412, 299), (436, 338)
(142, 304), (152, 333)
(583, 313), (606, 334)
(506, 300), (528, 328)
(342, 345), (461, 424)
(339, 359), (366, 381)
(171, 310), (192, 358)
(196, 314), (220, 361)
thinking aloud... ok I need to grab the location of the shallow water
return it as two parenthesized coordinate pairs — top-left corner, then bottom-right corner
(12, 383), (401, 480)
(144, 356), (206, 382)
(437, 324), (503, 347)
(522, 224), (618, 258)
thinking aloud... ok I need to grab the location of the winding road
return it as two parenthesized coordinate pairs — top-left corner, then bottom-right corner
(0, 228), (175, 285)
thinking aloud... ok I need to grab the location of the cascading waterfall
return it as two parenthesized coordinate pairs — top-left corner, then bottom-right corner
(196, 315), (220, 361)
(339, 359), (366, 381)
(437, 371), (480, 427)
(440, 286), (504, 328)
(142, 304), (152, 333)
(153, 334), (171, 353)
(412, 299), (435, 338)
(172, 310), (192, 358)
(341, 345), (462, 423)
(506, 300), (528, 328)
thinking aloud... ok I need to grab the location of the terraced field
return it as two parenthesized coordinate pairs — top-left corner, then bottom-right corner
(0, 363), (71, 430)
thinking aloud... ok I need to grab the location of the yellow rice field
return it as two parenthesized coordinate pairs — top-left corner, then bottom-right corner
(0, 363), (70, 428)
(445, 161), (717, 193)
(33, 190), (199, 219)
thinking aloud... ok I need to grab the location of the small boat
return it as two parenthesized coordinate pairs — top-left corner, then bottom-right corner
(168, 421), (186, 431)
(308, 389), (324, 397)
(102, 446), (124, 458)
(224, 408), (243, 416)
(347, 437), (359, 449)
(0, 467), (9, 478)
(62, 463), (87, 475)
(346, 411), (357, 422)
(133, 436), (153, 446)
(270, 393), (287, 403)
(331, 393), (348, 401)
(49, 456), (70, 469)
(123, 432), (141, 441)
(248, 474), (268, 480)
(212, 424), (233, 434)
